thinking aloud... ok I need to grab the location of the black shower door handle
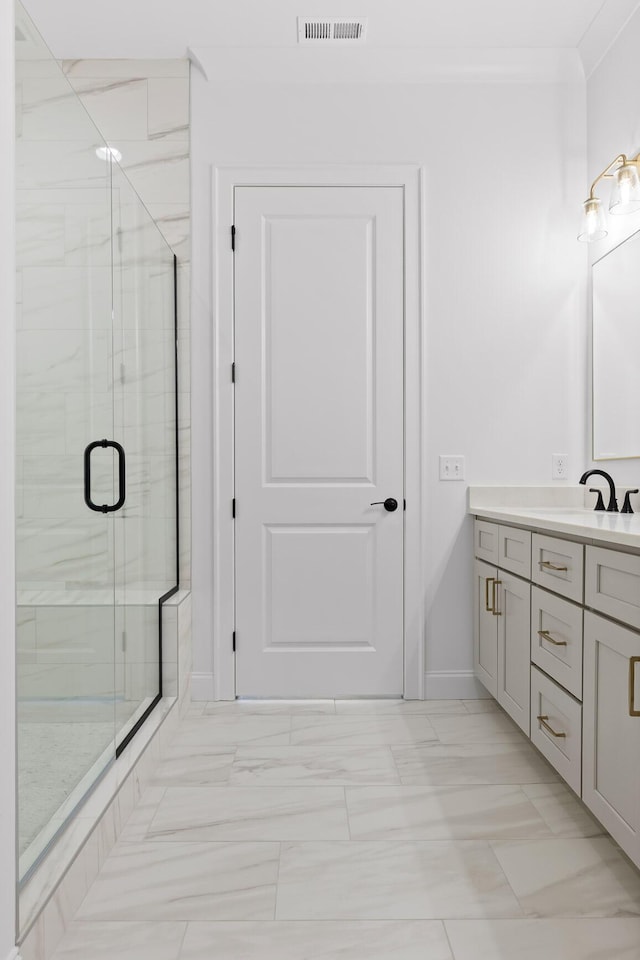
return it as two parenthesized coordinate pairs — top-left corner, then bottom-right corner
(84, 439), (126, 513)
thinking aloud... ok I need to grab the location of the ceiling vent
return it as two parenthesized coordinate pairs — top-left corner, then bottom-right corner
(297, 18), (368, 44)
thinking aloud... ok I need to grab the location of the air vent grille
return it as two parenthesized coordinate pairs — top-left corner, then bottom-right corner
(298, 18), (368, 44)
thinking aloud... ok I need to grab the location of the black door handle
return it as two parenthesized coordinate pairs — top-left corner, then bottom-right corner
(84, 440), (126, 513)
(370, 498), (398, 512)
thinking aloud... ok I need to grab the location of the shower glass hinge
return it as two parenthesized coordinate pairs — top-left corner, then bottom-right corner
(231, 362), (235, 383)
(232, 498), (236, 518)
(121, 630), (127, 652)
(232, 630), (236, 652)
(231, 225), (236, 251)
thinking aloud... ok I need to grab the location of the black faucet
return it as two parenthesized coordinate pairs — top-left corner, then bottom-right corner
(579, 469), (618, 512)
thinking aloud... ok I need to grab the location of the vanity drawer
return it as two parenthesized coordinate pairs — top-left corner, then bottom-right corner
(498, 526), (531, 579)
(531, 665), (582, 795)
(532, 533), (584, 603)
(585, 546), (640, 631)
(474, 520), (499, 564)
(531, 587), (583, 700)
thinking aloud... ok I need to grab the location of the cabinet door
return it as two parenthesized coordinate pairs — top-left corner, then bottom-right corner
(583, 611), (640, 867)
(497, 572), (531, 735)
(474, 559), (498, 697)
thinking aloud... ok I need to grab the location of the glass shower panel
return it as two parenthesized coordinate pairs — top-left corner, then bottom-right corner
(111, 164), (178, 745)
(15, 2), (116, 878)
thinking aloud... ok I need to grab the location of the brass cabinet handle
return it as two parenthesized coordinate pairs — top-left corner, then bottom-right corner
(539, 560), (568, 572)
(537, 629), (568, 647)
(537, 715), (566, 738)
(629, 657), (640, 717)
(492, 579), (502, 616)
(485, 577), (495, 613)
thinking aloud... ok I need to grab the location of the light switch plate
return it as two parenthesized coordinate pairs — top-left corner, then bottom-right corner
(440, 455), (465, 481)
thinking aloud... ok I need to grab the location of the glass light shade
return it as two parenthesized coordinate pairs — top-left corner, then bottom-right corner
(609, 161), (640, 215)
(577, 197), (607, 243)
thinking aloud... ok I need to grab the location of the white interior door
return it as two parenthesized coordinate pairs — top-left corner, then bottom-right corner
(234, 185), (404, 697)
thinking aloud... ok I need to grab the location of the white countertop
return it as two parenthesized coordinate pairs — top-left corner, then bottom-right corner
(468, 486), (640, 549)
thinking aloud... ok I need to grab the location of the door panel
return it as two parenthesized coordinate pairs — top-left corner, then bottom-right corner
(497, 573), (531, 735)
(235, 186), (404, 697)
(583, 611), (640, 861)
(474, 559), (498, 696)
(265, 215), (375, 484)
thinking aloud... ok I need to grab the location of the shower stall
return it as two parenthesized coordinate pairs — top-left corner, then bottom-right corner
(15, 2), (179, 879)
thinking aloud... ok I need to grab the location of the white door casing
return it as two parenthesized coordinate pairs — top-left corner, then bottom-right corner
(234, 185), (404, 697)
(203, 164), (426, 701)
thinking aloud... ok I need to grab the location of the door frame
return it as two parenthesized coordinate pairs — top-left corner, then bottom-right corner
(211, 164), (427, 700)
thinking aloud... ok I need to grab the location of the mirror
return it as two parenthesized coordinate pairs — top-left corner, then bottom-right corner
(592, 228), (640, 460)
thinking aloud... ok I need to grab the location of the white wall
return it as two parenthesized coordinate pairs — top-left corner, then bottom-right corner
(0, 0), (17, 953)
(191, 69), (588, 695)
(586, 5), (640, 484)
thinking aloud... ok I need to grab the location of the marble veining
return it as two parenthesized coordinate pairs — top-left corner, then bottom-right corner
(391, 740), (559, 785)
(46, 699), (640, 960)
(276, 840), (524, 920)
(146, 785), (350, 842)
(76, 841), (280, 921)
(229, 745), (400, 785)
(345, 784), (553, 840)
(180, 920), (454, 960)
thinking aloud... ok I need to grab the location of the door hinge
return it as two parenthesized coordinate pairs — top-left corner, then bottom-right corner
(121, 630), (127, 652)
(231, 361), (236, 383)
(232, 630), (236, 652)
(232, 498), (236, 518)
(404, 499), (406, 511)
(231, 225), (236, 251)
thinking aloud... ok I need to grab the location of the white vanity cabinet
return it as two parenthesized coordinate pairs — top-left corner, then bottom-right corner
(473, 515), (640, 870)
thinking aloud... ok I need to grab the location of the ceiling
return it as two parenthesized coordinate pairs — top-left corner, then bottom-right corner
(21, 0), (640, 76)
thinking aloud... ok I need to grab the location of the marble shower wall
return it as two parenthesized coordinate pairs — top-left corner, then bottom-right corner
(61, 58), (191, 590)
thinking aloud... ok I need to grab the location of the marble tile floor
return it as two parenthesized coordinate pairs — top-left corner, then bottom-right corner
(49, 698), (640, 959)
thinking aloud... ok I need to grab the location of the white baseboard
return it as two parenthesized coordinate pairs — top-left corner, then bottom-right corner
(190, 671), (216, 701)
(191, 670), (489, 702)
(424, 670), (491, 700)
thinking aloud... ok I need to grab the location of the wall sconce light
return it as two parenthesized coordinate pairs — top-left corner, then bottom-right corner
(578, 152), (640, 242)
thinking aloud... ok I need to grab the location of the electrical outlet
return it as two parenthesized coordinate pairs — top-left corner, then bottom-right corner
(440, 455), (465, 481)
(552, 454), (569, 480)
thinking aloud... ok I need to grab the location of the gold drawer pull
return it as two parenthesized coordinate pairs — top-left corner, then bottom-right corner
(537, 629), (567, 647)
(485, 577), (495, 613)
(492, 579), (502, 617)
(629, 657), (640, 717)
(539, 560), (568, 572)
(537, 715), (566, 738)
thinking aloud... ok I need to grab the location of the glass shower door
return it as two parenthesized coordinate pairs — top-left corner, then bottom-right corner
(111, 165), (178, 748)
(15, 1), (117, 877)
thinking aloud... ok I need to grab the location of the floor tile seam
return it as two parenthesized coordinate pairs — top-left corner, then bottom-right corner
(396, 777), (563, 786)
(175, 920), (189, 959)
(138, 785), (167, 840)
(273, 841), (283, 922)
(342, 785), (353, 841)
(485, 837), (532, 918)
(522, 804), (607, 839)
(440, 918), (458, 960)
(272, 910), (533, 922)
